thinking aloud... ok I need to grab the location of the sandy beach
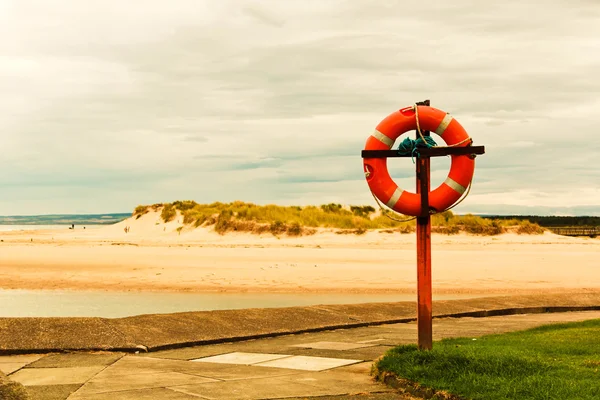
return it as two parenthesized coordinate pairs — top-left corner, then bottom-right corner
(0, 211), (598, 295)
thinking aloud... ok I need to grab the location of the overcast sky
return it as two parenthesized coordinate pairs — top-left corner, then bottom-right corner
(1, 0), (599, 216)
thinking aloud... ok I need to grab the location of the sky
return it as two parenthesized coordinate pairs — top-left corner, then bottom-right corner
(1, 0), (599, 216)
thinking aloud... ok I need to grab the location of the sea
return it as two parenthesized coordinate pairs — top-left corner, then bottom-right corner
(0, 213), (130, 227)
(0, 225), (103, 232)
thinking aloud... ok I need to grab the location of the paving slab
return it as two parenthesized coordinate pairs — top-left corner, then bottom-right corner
(171, 376), (337, 400)
(358, 339), (388, 344)
(280, 369), (390, 393)
(0, 355), (45, 365)
(70, 371), (217, 397)
(69, 387), (199, 399)
(285, 345), (394, 361)
(144, 330), (392, 362)
(188, 350), (365, 372)
(27, 353), (123, 369)
(256, 355), (362, 371)
(290, 341), (376, 351)
(0, 354), (45, 375)
(1, 363), (32, 375)
(10, 366), (106, 386)
(142, 336), (305, 361)
(191, 352), (291, 365)
(92, 355), (299, 382)
(186, 363), (300, 382)
(24, 384), (81, 400)
(173, 367), (393, 399)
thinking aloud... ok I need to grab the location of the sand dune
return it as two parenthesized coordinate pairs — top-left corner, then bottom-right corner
(0, 211), (598, 294)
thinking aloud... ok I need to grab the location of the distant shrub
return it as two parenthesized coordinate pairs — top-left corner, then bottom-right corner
(172, 200), (198, 212)
(193, 215), (208, 227)
(320, 203), (345, 214)
(214, 210), (233, 234)
(160, 204), (176, 223)
(516, 221), (545, 235)
(397, 224), (415, 234)
(432, 225), (461, 235)
(432, 210), (455, 224)
(350, 205), (376, 218)
(133, 205), (148, 216)
(458, 215), (505, 235)
(253, 224), (270, 235)
(287, 222), (302, 236)
(270, 221), (286, 235)
(378, 224), (415, 234)
(230, 220), (255, 232)
(182, 213), (195, 225)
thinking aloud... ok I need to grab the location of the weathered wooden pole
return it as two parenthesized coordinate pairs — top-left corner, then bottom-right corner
(416, 100), (433, 350)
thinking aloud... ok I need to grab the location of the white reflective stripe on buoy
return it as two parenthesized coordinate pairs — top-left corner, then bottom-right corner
(386, 187), (404, 209)
(444, 177), (467, 195)
(435, 114), (454, 137)
(371, 129), (394, 148)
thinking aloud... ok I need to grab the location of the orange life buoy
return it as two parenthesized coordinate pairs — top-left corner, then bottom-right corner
(363, 105), (475, 217)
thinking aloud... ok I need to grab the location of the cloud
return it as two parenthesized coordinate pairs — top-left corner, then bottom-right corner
(0, 0), (599, 215)
(242, 4), (285, 27)
(183, 135), (209, 143)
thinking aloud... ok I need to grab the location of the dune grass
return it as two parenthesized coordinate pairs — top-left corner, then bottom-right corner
(373, 319), (600, 400)
(132, 201), (545, 236)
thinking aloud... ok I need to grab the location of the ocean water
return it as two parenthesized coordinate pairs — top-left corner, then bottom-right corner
(0, 290), (492, 318)
(0, 225), (102, 231)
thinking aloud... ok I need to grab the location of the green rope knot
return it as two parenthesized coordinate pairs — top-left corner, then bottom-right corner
(397, 136), (437, 162)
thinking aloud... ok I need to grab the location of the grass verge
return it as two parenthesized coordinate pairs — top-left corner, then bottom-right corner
(373, 319), (600, 400)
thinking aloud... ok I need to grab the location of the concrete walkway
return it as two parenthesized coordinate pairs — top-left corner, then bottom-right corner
(2, 310), (600, 399)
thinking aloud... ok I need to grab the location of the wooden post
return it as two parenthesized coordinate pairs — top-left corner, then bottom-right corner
(416, 102), (433, 351)
(360, 101), (484, 351)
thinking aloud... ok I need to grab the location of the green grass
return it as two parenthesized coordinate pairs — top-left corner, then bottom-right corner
(374, 319), (600, 400)
(132, 201), (545, 236)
